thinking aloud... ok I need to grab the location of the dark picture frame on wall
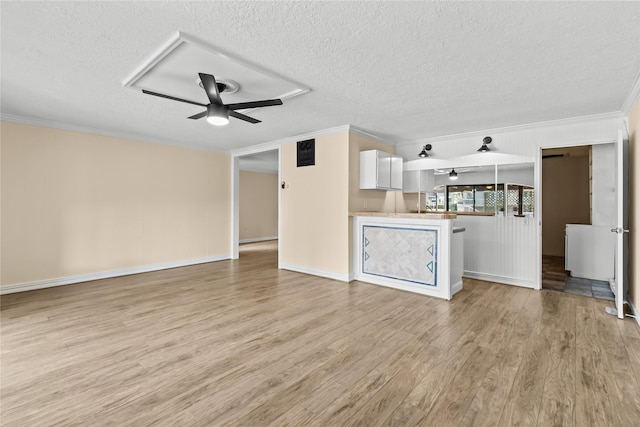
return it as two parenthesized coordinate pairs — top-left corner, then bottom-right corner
(297, 139), (315, 167)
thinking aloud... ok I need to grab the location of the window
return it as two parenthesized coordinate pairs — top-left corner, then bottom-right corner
(444, 183), (533, 215)
(506, 185), (534, 217)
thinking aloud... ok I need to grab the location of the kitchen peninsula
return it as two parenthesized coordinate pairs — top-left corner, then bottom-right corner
(350, 212), (465, 300)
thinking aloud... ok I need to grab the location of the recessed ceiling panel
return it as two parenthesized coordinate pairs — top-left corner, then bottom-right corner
(122, 31), (309, 107)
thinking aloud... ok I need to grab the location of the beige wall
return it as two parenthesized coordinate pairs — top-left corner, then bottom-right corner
(629, 96), (640, 309)
(1, 122), (231, 287)
(542, 155), (590, 257)
(239, 171), (278, 241)
(280, 132), (350, 277)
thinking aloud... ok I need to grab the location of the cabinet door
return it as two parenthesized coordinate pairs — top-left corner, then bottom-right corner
(420, 169), (435, 193)
(403, 170), (434, 193)
(390, 155), (403, 190)
(377, 151), (391, 189)
(359, 150), (378, 189)
(403, 170), (420, 193)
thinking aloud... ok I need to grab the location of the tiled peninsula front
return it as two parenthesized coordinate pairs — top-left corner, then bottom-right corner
(350, 212), (464, 300)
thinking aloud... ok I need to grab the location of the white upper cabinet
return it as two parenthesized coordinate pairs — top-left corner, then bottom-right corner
(360, 150), (403, 190)
(402, 169), (435, 193)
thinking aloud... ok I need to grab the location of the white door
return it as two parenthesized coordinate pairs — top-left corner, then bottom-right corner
(611, 126), (629, 319)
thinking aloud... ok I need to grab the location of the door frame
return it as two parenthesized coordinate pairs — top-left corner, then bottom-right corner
(613, 126), (630, 318)
(230, 144), (282, 267)
(535, 138), (616, 291)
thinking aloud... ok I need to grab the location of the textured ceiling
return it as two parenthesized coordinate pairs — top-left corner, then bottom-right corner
(1, 1), (639, 152)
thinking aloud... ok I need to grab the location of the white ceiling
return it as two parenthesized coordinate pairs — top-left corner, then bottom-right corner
(1, 1), (639, 152)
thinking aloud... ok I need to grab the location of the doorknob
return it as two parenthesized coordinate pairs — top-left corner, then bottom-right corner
(610, 227), (630, 234)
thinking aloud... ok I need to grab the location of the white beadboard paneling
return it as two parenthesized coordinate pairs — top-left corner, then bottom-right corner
(454, 216), (537, 288)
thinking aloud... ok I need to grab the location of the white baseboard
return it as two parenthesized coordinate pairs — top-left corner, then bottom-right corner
(628, 299), (640, 328)
(0, 255), (230, 295)
(239, 236), (278, 244)
(451, 280), (464, 295)
(463, 271), (537, 289)
(279, 263), (350, 282)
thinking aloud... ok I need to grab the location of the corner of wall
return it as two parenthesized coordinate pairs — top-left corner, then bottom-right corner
(627, 96), (640, 310)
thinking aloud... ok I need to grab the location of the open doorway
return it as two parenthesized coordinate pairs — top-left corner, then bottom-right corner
(237, 149), (279, 262)
(541, 144), (615, 300)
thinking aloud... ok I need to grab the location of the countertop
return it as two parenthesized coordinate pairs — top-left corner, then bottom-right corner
(409, 211), (495, 217)
(349, 211), (457, 219)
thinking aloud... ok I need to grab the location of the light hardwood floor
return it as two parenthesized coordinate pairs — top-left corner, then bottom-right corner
(2, 240), (640, 426)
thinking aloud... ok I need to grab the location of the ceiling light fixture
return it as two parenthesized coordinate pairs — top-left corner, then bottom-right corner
(477, 136), (492, 152)
(206, 104), (230, 126)
(449, 169), (458, 180)
(418, 144), (432, 158)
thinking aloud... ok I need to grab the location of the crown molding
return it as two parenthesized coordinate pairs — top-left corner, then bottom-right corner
(349, 125), (394, 146)
(121, 30), (310, 99)
(0, 113), (223, 153)
(395, 111), (624, 147)
(621, 70), (640, 115)
(229, 124), (351, 157)
(121, 30), (184, 87)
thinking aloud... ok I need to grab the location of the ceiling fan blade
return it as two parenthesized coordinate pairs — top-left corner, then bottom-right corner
(198, 73), (222, 105)
(187, 111), (208, 120)
(226, 99), (283, 110)
(142, 90), (207, 107)
(229, 110), (261, 124)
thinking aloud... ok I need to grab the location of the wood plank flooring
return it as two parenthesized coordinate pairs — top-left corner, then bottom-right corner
(2, 240), (640, 426)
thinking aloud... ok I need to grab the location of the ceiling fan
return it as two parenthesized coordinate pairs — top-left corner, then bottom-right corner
(142, 73), (283, 126)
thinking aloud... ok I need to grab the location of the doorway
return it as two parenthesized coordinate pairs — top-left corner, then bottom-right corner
(234, 149), (279, 262)
(540, 145), (615, 300)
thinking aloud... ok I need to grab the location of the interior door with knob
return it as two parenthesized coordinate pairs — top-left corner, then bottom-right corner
(611, 126), (629, 319)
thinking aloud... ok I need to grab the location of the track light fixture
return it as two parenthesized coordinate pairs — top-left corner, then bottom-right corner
(418, 144), (432, 158)
(477, 136), (492, 152)
(449, 169), (458, 180)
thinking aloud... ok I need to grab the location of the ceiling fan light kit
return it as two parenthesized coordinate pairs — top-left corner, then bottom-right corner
(206, 104), (229, 126)
(142, 72), (283, 126)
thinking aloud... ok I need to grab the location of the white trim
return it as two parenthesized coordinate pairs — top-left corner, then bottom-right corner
(349, 126), (392, 146)
(277, 148), (282, 269)
(463, 271), (537, 289)
(451, 280), (464, 295)
(621, 70), (640, 115)
(239, 236), (278, 244)
(279, 263), (350, 283)
(122, 31), (311, 99)
(0, 114), (222, 153)
(121, 31), (310, 98)
(229, 125), (351, 157)
(627, 299), (640, 328)
(121, 30), (185, 87)
(395, 112), (624, 147)
(0, 255), (230, 295)
(231, 155), (240, 260)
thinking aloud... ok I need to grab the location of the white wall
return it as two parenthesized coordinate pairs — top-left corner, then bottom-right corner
(396, 114), (621, 288)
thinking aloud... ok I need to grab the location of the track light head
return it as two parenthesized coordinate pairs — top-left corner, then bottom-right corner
(478, 136), (492, 152)
(418, 144), (432, 158)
